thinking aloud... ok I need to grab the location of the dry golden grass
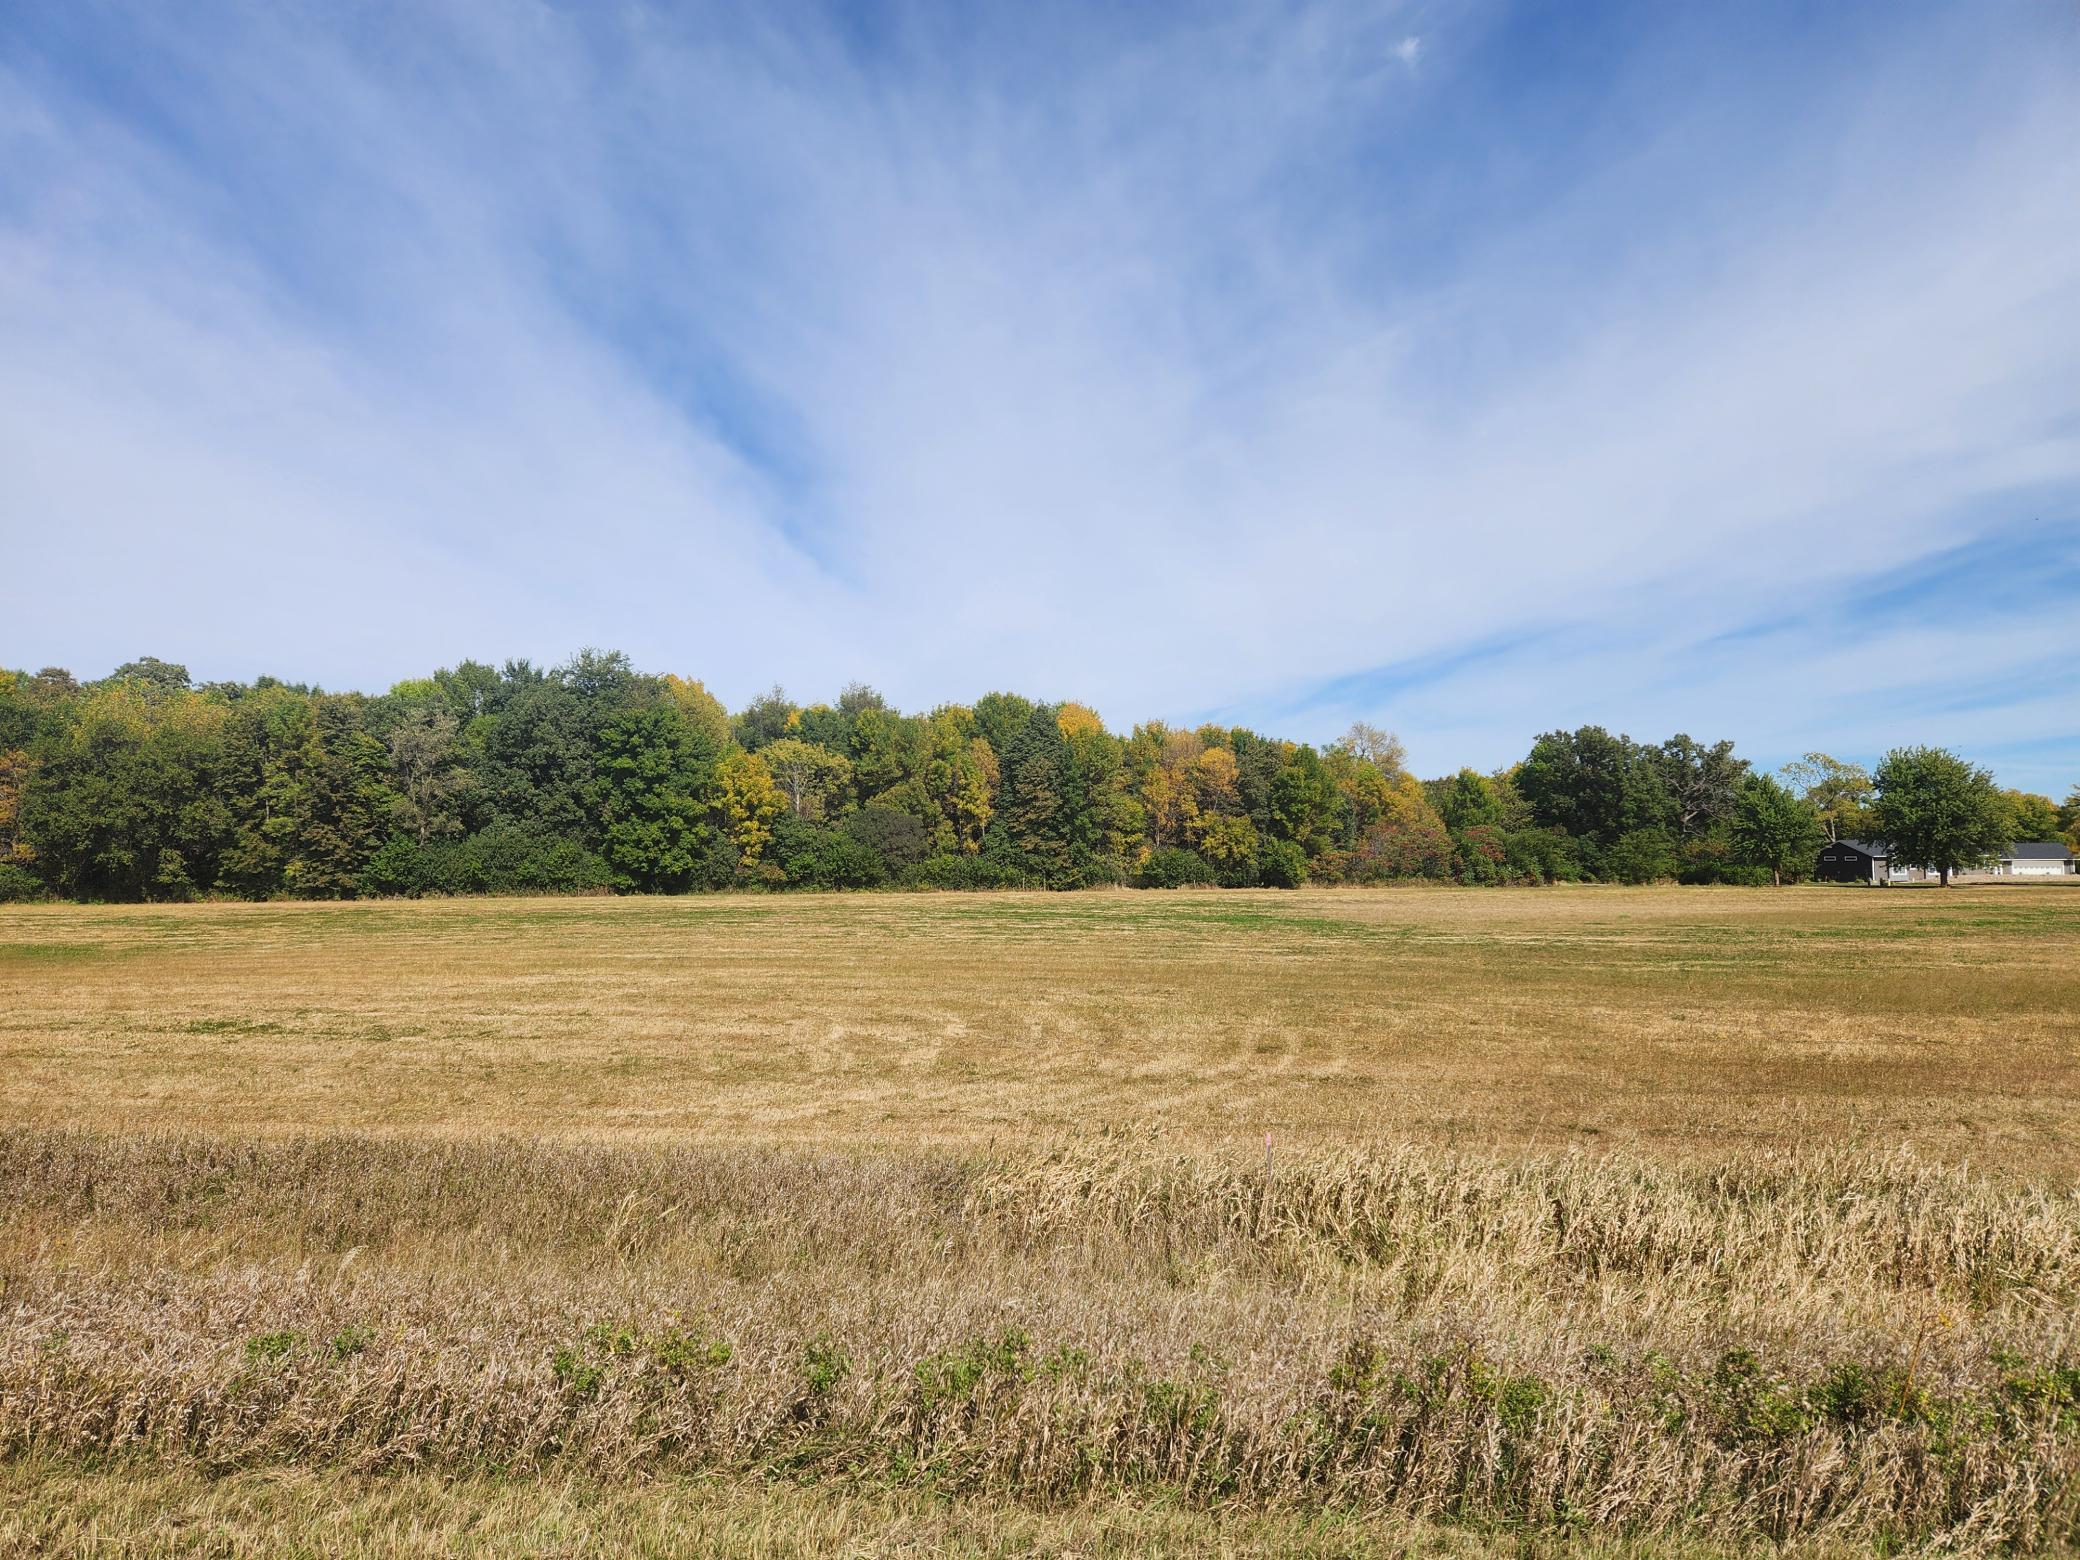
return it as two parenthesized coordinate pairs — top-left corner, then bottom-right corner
(4, 884), (2080, 1553)
(0, 1461), (1844, 1558)
(5, 1131), (2080, 1551)
(2, 883), (2077, 1169)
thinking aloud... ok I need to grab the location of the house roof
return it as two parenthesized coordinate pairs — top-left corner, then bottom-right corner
(1835, 840), (1886, 856)
(2007, 840), (2074, 860)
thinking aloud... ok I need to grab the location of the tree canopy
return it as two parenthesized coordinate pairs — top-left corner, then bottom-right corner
(0, 654), (2057, 901)
(1870, 746), (2010, 887)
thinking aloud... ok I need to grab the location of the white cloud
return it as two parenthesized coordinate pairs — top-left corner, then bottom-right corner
(0, 1), (2075, 786)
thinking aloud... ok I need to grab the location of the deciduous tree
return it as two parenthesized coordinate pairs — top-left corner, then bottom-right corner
(1871, 746), (2008, 887)
(1778, 753), (1875, 843)
(717, 750), (785, 871)
(760, 738), (852, 820)
(1731, 774), (1825, 886)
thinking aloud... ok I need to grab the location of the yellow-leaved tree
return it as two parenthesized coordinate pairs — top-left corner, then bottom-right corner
(923, 706), (996, 854)
(662, 675), (732, 753)
(718, 750), (785, 870)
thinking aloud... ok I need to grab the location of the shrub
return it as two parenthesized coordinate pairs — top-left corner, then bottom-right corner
(841, 805), (931, 871)
(1603, 829), (1677, 884)
(654, 1330), (733, 1377)
(1137, 848), (1215, 888)
(773, 817), (887, 890)
(909, 854), (1032, 891)
(1257, 838), (1308, 889)
(0, 861), (44, 902)
(360, 835), (436, 897)
(451, 822), (612, 895)
(1505, 826), (1579, 883)
(551, 1346), (606, 1399)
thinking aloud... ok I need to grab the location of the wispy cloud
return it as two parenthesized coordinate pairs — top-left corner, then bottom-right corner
(0, 1), (2074, 789)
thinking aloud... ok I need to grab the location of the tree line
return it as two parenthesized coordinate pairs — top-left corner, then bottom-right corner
(0, 653), (2071, 902)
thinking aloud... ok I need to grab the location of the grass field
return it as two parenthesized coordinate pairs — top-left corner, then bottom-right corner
(5, 884), (2078, 1164)
(4, 884), (2079, 1554)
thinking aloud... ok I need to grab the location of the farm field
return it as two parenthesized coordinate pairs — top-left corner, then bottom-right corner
(4, 884), (2080, 1555)
(4, 884), (2079, 1164)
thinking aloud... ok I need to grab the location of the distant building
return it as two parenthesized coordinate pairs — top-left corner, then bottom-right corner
(1814, 840), (1891, 883)
(1813, 839), (2075, 884)
(1984, 841), (2078, 878)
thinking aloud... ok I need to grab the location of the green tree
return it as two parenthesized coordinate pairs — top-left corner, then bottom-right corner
(732, 686), (798, 752)
(1516, 727), (1673, 866)
(1870, 746), (2008, 887)
(840, 804), (930, 871)
(21, 683), (229, 900)
(1268, 746), (1338, 857)
(1651, 735), (1748, 840)
(760, 738), (852, 820)
(1603, 828), (1676, 885)
(984, 705), (1073, 886)
(846, 707), (917, 806)
(1778, 753), (1876, 843)
(590, 706), (717, 893)
(216, 686), (314, 896)
(1999, 789), (2061, 842)
(106, 657), (193, 696)
(972, 692), (1036, 760)
(1730, 774), (1825, 886)
(280, 698), (396, 897)
(1432, 768), (1508, 832)
(386, 705), (471, 847)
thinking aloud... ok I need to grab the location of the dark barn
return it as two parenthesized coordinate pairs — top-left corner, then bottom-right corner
(1815, 839), (1886, 883)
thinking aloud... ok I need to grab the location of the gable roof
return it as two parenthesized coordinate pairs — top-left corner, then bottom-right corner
(2007, 840), (2074, 860)
(1835, 840), (1886, 856)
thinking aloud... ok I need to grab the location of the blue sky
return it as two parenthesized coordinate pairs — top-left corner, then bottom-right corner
(2, 0), (2076, 793)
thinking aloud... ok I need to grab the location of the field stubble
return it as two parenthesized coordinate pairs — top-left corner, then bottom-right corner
(2, 884), (2076, 1164)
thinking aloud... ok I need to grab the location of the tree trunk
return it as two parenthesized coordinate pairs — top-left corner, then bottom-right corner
(1772, 868), (1781, 886)
(1940, 865), (1951, 887)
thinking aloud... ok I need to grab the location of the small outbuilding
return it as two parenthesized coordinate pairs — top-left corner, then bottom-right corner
(1814, 839), (1890, 884)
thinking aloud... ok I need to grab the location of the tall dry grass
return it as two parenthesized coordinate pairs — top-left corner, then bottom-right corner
(6, 1130), (2080, 1551)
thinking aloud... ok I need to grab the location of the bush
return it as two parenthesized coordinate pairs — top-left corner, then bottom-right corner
(1680, 861), (1774, 887)
(773, 817), (886, 890)
(1137, 848), (1216, 888)
(1603, 829), (1677, 885)
(1505, 827), (1579, 884)
(909, 853), (1033, 890)
(0, 861), (44, 903)
(450, 821), (612, 895)
(361, 835), (437, 897)
(1452, 825), (1509, 885)
(840, 805), (930, 872)
(1257, 838), (1308, 889)
(695, 836), (740, 891)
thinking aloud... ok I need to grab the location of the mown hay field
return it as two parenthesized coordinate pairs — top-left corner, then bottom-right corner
(4, 884), (2079, 1163)
(4, 884), (2080, 1556)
